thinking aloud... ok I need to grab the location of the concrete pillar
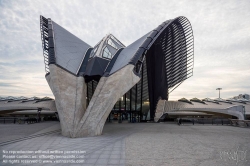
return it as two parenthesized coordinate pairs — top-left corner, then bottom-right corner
(46, 64), (140, 138)
(46, 64), (87, 137)
(74, 64), (140, 137)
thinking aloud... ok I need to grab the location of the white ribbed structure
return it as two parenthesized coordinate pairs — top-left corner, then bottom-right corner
(154, 100), (249, 122)
(0, 100), (56, 113)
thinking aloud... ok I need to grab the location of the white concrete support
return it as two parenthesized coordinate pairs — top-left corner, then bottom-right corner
(46, 64), (140, 138)
(46, 64), (87, 137)
(74, 65), (140, 137)
(154, 100), (166, 122)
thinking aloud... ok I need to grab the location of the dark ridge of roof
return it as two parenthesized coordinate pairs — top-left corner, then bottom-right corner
(84, 57), (110, 82)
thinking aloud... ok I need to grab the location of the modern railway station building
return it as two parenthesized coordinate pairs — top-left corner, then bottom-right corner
(0, 15), (249, 138)
(38, 15), (194, 137)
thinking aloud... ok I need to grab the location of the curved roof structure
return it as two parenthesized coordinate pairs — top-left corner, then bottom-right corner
(40, 16), (193, 85)
(110, 16), (194, 83)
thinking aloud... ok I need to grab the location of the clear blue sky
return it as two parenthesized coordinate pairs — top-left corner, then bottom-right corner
(0, 0), (249, 100)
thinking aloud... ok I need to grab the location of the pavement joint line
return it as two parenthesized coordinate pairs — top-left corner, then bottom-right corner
(0, 129), (61, 147)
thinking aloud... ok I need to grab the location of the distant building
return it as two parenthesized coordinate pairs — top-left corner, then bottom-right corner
(233, 94), (249, 100)
(0, 96), (57, 117)
(154, 97), (250, 122)
(243, 94), (250, 100)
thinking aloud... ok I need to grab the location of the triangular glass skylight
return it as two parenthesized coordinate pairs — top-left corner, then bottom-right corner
(88, 34), (125, 60)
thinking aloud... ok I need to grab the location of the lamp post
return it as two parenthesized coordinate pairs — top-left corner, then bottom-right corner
(216, 88), (222, 99)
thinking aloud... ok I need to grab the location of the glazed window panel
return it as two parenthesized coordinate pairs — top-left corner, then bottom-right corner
(110, 36), (125, 47)
(107, 39), (118, 49)
(102, 46), (112, 59)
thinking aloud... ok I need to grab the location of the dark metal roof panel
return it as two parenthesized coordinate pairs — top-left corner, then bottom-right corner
(109, 32), (150, 75)
(52, 21), (91, 75)
(84, 57), (110, 76)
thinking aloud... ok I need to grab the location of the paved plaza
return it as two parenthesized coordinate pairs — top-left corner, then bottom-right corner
(0, 122), (249, 166)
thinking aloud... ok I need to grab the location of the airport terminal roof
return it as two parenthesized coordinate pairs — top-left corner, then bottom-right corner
(0, 96), (54, 102)
(176, 97), (250, 115)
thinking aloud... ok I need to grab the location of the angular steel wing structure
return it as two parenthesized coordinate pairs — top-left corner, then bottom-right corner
(40, 15), (194, 137)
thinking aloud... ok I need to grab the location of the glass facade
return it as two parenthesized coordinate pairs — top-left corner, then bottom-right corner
(86, 58), (150, 123)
